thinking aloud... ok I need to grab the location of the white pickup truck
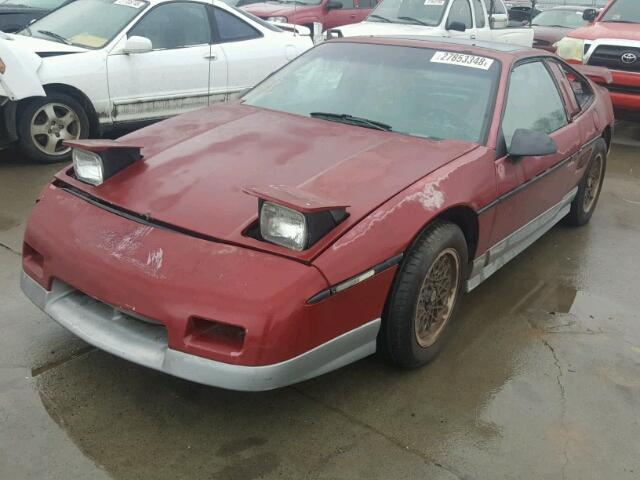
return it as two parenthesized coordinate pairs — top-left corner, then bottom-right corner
(327, 0), (534, 47)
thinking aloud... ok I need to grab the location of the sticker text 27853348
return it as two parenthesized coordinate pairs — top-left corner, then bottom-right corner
(430, 51), (495, 71)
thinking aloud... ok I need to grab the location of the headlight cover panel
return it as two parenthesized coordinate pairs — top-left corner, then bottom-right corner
(258, 200), (348, 251)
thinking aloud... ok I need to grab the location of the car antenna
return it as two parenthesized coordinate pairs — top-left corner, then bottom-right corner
(529, 0), (537, 26)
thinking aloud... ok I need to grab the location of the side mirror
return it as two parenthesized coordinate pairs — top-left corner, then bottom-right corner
(123, 36), (152, 54)
(326, 0), (343, 10)
(583, 8), (597, 23)
(447, 20), (466, 32)
(508, 129), (557, 158)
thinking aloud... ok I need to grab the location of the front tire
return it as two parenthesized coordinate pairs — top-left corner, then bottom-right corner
(383, 221), (468, 368)
(565, 138), (607, 227)
(17, 93), (89, 164)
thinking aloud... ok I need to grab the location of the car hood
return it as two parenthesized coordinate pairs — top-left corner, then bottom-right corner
(334, 21), (441, 36)
(533, 25), (571, 44)
(567, 21), (640, 42)
(243, 2), (313, 16)
(3, 32), (87, 53)
(58, 104), (478, 260)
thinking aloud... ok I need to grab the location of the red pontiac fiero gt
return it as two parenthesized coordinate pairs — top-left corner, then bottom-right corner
(21, 37), (614, 391)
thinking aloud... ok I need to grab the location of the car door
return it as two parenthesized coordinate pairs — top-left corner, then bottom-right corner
(489, 59), (581, 248)
(324, 0), (359, 29)
(106, 1), (213, 124)
(470, 0), (492, 41)
(545, 58), (601, 190)
(211, 6), (289, 99)
(445, 0), (478, 39)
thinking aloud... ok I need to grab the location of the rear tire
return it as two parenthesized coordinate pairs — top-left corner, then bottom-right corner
(17, 93), (90, 164)
(383, 221), (468, 368)
(565, 138), (607, 227)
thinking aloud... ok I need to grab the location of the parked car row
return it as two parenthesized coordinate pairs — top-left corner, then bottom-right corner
(326, 0), (534, 46)
(0, 0), (314, 163)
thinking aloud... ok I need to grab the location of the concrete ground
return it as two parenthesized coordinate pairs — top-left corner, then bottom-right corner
(1, 123), (639, 480)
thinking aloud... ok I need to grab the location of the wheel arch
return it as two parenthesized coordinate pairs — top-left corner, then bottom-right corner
(17, 84), (101, 136)
(415, 205), (480, 264)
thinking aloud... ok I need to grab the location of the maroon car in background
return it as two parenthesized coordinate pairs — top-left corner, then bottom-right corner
(531, 6), (592, 52)
(243, 0), (377, 30)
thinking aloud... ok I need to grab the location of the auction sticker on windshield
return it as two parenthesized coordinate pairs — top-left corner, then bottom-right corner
(431, 51), (494, 70)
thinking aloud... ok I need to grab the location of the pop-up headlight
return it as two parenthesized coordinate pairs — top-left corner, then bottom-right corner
(73, 149), (104, 185)
(67, 140), (143, 186)
(261, 202), (307, 251)
(244, 185), (349, 251)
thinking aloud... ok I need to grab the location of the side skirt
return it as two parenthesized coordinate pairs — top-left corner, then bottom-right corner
(465, 187), (578, 292)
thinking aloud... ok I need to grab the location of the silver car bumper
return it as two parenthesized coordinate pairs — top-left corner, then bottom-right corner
(21, 271), (380, 391)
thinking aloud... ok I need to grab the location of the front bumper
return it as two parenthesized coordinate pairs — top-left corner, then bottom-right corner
(21, 271), (380, 391)
(21, 183), (395, 390)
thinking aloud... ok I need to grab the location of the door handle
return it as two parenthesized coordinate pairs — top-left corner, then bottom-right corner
(204, 53), (217, 60)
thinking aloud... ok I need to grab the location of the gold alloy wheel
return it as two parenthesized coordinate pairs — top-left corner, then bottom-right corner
(414, 248), (460, 348)
(583, 153), (604, 213)
(30, 103), (81, 156)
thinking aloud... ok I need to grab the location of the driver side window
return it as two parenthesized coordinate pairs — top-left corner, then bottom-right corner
(502, 61), (568, 148)
(448, 0), (473, 29)
(129, 2), (211, 50)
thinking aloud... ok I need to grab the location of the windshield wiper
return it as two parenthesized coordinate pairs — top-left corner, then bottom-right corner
(368, 14), (392, 23)
(397, 16), (431, 26)
(37, 30), (71, 45)
(310, 112), (392, 132)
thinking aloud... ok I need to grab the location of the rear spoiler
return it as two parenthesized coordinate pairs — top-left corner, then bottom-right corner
(243, 185), (348, 213)
(574, 65), (613, 85)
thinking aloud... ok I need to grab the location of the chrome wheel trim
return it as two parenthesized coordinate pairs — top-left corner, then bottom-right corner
(583, 153), (604, 213)
(414, 248), (460, 348)
(30, 103), (81, 156)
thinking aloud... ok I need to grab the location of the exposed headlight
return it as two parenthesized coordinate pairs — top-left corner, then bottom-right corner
(267, 16), (288, 23)
(73, 148), (104, 186)
(260, 202), (307, 251)
(555, 37), (586, 63)
(70, 141), (143, 186)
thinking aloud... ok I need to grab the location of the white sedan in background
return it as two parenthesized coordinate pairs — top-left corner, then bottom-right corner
(0, 0), (313, 163)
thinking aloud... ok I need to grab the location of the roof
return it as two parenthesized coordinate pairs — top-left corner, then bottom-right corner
(331, 35), (546, 63)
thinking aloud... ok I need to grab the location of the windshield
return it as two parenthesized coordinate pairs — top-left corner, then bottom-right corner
(0, 0), (66, 8)
(243, 43), (500, 143)
(532, 9), (588, 28)
(20, 0), (148, 49)
(601, 0), (640, 24)
(367, 0), (449, 26)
